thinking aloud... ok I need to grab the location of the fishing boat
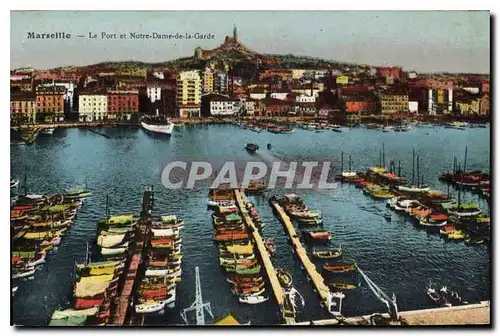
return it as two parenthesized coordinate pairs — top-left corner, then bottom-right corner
(245, 180), (267, 194)
(65, 188), (92, 199)
(447, 230), (466, 240)
(238, 295), (269, 305)
(245, 143), (259, 153)
(264, 238), (276, 254)
(10, 179), (19, 188)
(279, 127), (295, 134)
(419, 213), (448, 227)
(383, 213), (392, 221)
(40, 127), (55, 135)
(207, 199), (235, 208)
(276, 268), (293, 288)
(323, 263), (356, 273)
(329, 282), (358, 290)
(393, 199), (420, 213)
(310, 246), (343, 259)
(141, 116), (174, 135)
(305, 230), (331, 241)
(447, 203), (481, 217)
(464, 236), (485, 245)
(426, 281), (452, 307)
(12, 266), (36, 279)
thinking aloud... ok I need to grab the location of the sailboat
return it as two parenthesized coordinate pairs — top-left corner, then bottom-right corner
(381, 117), (393, 132)
(341, 154), (357, 180)
(447, 163), (481, 217)
(398, 149), (429, 193)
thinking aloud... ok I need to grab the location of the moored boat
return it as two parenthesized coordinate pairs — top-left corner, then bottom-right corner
(310, 246), (343, 259)
(141, 117), (174, 135)
(276, 268), (293, 288)
(245, 143), (259, 153)
(323, 263), (356, 273)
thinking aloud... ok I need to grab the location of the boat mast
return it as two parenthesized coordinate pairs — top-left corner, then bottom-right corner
(398, 160), (401, 177)
(340, 151), (344, 174)
(416, 155), (420, 187)
(348, 155), (352, 173)
(453, 156), (456, 175)
(23, 173), (27, 196)
(85, 241), (89, 265)
(463, 146), (468, 173)
(412, 148), (415, 186)
(105, 195), (110, 224)
(382, 143), (386, 169)
(457, 163), (462, 209)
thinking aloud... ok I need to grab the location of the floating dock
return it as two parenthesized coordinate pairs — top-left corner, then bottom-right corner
(270, 201), (333, 315)
(233, 190), (294, 324)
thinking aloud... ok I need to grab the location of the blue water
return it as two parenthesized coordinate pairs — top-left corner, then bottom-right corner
(11, 124), (490, 326)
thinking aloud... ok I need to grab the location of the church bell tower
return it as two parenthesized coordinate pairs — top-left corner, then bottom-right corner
(233, 24), (238, 42)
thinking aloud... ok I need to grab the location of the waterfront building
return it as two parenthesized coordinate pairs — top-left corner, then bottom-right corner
(455, 97), (480, 115)
(177, 70), (202, 118)
(409, 101), (419, 114)
(39, 82), (76, 110)
(78, 92), (108, 121)
(147, 86), (162, 103)
(107, 90), (139, 121)
(10, 93), (36, 125)
(203, 68), (214, 94)
(201, 93), (240, 116)
(242, 99), (256, 116)
(261, 98), (292, 117)
(378, 88), (409, 115)
(35, 85), (65, 122)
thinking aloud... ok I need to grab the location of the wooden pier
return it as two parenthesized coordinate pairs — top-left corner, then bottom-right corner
(270, 201), (333, 315)
(292, 301), (491, 326)
(233, 190), (294, 324)
(110, 189), (153, 325)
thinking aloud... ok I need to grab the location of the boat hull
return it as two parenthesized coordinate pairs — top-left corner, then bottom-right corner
(141, 121), (174, 135)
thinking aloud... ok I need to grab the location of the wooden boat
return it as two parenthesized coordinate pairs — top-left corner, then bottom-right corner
(228, 274), (263, 284)
(447, 203), (481, 217)
(264, 238), (276, 254)
(329, 281), (358, 290)
(239, 295), (269, 304)
(214, 232), (249, 242)
(232, 286), (265, 296)
(245, 143), (259, 153)
(464, 236), (485, 245)
(419, 214), (448, 227)
(276, 268), (293, 288)
(305, 230), (331, 241)
(440, 225), (456, 236)
(235, 264), (261, 275)
(447, 231), (466, 240)
(323, 263), (356, 273)
(310, 247), (343, 259)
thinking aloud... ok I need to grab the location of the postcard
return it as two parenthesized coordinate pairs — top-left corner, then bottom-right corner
(10, 10), (490, 327)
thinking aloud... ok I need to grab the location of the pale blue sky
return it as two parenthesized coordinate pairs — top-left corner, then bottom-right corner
(11, 11), (490, 73)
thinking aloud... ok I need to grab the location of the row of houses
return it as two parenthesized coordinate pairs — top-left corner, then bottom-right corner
(10, 65), (490, 124)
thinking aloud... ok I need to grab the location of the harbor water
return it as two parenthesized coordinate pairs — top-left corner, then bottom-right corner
(11, 124), (491, 326)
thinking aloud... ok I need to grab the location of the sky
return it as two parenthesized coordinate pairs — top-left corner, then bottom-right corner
(10, 11), (490, 73)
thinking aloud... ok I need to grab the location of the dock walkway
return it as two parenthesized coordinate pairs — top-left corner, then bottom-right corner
(292, 301), (490, 326)
(233, 190), (294, 324)
(110, 189), (153, 325)
(270, 201), (333, 314)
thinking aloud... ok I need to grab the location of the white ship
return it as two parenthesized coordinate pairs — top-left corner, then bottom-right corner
(141, 117), (174, 135)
